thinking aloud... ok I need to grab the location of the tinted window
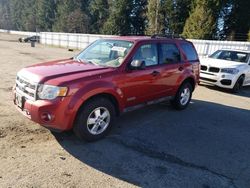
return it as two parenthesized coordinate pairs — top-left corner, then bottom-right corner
(161, 43), (181, 64)
(133, 44), (158, 66)
(180, 43), (198, 61)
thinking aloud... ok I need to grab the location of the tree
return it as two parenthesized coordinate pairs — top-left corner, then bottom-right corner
(0, 0), (248, 40)
(146, 0), (192, 35)
(53, 0), (89, 33)
(222, 0), (250, 41)
(22, 0), (37, 31)
(182, 0), (221, 39)
(89, 0), (109, 34)
(146, 0), (162, 35)
(0, 0), (13, 30)
(131, 0), (147, 35)
(67, 9), (89, 33)
(9, 0), (27, 30)
(161, 0), (192, 34)
(36, 0), (57, 31)
(102, 0), (133, 35)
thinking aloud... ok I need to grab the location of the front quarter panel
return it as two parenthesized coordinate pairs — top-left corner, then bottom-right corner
(66, 80), (124, 128)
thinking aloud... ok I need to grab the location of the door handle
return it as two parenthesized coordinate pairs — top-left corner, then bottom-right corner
(178, 66), (184, 71)
(151, 71), (160, 76)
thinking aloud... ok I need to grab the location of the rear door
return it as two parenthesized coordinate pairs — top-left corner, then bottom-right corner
(158, 42), (186, 96)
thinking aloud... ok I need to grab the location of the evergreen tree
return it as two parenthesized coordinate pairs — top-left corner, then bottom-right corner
(0, 0), (248, 40)
(102, 0), (133, 35)
(146, 0), (163, 35)
(222, 0), (250, 41)
(131, 0), (147, 35)
(0, 0), (13, 30)
(9, 0), (27, 30)
(36, 0), (57, 31)
(53, 0), (89, 33)
(22, 0), (37, 31)
(182, 0), (219, 39)
(89, 0), (109, 34)
(161, 0), (192, 34)
(146, 0), (192, 35)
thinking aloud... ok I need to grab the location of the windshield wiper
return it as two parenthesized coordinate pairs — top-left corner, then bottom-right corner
(86, 60), (96, 65)
(75, 57), (109, 67)
(75, 57), (89, 64)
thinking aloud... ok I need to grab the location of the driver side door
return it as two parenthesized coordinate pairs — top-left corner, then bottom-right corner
(119, 42), (164, 107)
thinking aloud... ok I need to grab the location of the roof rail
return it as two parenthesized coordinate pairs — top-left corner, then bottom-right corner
(151, 34), (185, 40)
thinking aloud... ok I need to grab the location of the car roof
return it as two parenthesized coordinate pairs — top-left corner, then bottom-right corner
(104, 36), (188, 43)
(220, 49), (250, 53)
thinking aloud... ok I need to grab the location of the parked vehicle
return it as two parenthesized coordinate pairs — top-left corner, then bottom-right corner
(13, 35), (200, 141)
(18, 35), (40, 43)
(200, 49), (250, 92)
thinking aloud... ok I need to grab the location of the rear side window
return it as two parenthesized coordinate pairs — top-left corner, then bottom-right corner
(160, 43), (181, 64)
(180, 43), (198, 61)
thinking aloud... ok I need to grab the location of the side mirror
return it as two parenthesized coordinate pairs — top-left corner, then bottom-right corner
(130, 60), (145, 70)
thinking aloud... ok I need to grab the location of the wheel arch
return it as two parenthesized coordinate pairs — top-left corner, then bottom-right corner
(181, 77), (196, 91)
(69, 91), (121, 132)
(240, 73), (245, 79)
(78, 93), (121, 116)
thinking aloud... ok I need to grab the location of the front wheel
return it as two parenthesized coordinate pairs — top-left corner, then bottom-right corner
(73, 97), (115, 142)
(232, 75), (244, 93)
(171, 82), (193, 110)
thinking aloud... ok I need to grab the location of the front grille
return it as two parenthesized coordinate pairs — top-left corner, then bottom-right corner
(209, 67), (220, 73)
(201, 65), (207, 71)
(16, 75), (37, 101)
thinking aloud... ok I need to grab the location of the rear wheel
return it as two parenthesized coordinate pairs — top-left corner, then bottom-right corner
(73, 97), (115, 142)
(171, 82), (193, 110)
(232, 75), (244, 93)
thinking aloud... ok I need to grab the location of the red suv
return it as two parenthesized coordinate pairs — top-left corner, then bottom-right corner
(13, 35), (200, 141)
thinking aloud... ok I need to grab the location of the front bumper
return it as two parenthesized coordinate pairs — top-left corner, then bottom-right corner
(200, 71), (238, 89)
(13, 89), (74, 131)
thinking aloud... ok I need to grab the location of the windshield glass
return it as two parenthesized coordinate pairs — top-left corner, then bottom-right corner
(209, 50), (249, 63)
(74, 39), (134, 67)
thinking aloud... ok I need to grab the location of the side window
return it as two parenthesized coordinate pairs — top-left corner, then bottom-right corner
(180, 43), (198, 61)
(160, 43), (181, 64)
(133, 44), (158, 67)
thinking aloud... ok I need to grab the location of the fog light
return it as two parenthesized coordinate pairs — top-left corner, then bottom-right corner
(41, 112), (53, 122)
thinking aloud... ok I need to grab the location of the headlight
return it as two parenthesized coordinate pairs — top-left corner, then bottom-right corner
(37, 84), (68, 100)
(221, 68), (239, 74)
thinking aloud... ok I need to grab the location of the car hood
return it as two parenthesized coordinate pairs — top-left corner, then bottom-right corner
(17, 59), (112, 83)
(200, 58), (246, 68)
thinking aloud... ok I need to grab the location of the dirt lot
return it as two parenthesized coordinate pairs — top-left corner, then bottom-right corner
(0, 33), (250, 188)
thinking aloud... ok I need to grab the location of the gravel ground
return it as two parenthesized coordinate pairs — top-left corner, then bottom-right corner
(0, 33), (250, 188)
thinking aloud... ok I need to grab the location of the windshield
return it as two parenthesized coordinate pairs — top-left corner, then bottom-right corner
(209, 50), (250, 63)
(74, 39), (134, 67)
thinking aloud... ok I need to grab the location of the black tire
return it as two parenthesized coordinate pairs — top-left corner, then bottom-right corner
(232, 75), (244, 93)
(171, 82), (193, 110)
(73, 97), (115, 142)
